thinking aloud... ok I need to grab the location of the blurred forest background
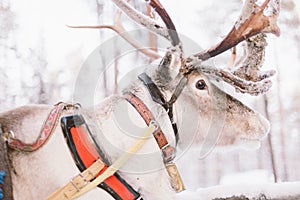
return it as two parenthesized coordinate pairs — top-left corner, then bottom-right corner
(0, 0), (300, 189)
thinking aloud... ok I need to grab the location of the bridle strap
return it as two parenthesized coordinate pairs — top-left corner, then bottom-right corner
(124, 93), (185, 192)
(138, 73), (180, 143)
(168, 76), (188, 105)
(124, 93), (176, 163)
(138, 73), (167, 107)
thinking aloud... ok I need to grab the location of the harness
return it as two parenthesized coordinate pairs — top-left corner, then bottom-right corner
(124, 93), (176, 163)
(137, 73), (179, 143)
(60, 114), (141, 200)
(4, 102), (69, 152)
(124, 92), (184, 192)
(4, 73), (185, 199)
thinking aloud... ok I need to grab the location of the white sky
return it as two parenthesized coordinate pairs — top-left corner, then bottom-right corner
(10, 0), (100, 71)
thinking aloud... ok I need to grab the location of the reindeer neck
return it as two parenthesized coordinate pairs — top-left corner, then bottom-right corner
(123, 77), (186, 192)
(140, 73), (179, 142)
(123, 79), (159, 108)
(123, 80), (176, 146)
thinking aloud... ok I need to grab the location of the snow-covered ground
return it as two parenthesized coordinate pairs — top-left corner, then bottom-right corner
(178, 181), (300, 200)
(177, 170), (300, 199)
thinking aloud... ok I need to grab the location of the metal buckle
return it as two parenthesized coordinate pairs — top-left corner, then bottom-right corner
(70, 173), (89, 192)
(149, 120), (159, 131)
(165, 162), (185, 193)
(1, 130), (15, 142)
(64, 103), (81, 110)
(136, 196), (144, 200)
(161, 144), (176, 163)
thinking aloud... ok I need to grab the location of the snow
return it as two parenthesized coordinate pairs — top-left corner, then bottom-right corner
(177, 181), (300, 200)
(177, 170), (299, 199)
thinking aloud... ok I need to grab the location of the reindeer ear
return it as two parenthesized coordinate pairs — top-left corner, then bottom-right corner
(157, 51), (181, 82)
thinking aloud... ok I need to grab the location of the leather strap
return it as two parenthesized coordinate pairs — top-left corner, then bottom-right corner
(124, 93), (176, 163)
(71, 123), (157, 200)
(6, 102), (76, 152)
(124, 93), (185, 192)
(47, 118), (157, 200)
(61, 114), (141, 200)
(46, 159), (105, 200)
(138, 73), (167, 108)
(138, 73), (179, 143)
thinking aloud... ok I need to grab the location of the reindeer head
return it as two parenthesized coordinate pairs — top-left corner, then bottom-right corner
(150, 47), (271, 153)
(140, 0), (279, 152)
(175, 71), (270, 153)
(72, 0), (280, 152)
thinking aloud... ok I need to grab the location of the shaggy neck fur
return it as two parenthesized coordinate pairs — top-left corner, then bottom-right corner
(88, 79), (178, 199)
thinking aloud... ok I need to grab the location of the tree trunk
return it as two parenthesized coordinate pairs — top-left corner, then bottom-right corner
(263, 95), (278, 182)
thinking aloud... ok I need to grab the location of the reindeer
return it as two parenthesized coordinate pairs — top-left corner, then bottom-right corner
(0, 0), (280, 199)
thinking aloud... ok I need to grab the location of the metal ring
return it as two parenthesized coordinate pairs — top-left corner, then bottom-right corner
(9, 130), (15, 139)
(1, 131), (15, 142)
(155, 106), (167, 121)
(149, 120), (159, 130)
(73, 103), (81, 109)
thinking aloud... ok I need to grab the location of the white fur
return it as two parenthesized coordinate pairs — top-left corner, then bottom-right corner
(1, 71), (270, 200)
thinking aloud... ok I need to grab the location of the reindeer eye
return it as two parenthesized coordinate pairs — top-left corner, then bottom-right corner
(195, 79), (207, 90)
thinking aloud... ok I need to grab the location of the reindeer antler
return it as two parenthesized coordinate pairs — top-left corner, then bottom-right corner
(68, 0), (163, 60)
(183, 0), (280, 96)
(111, 0), (168, 39)
(145, 0), (180, 46)
(192, 0), (280, 62)
(111, 0), (181, 47)
(69, 0), (182, 59)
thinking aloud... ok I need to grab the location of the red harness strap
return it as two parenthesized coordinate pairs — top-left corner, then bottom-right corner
(61, 115), (141, 200)
(7, 102), (69, 152)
